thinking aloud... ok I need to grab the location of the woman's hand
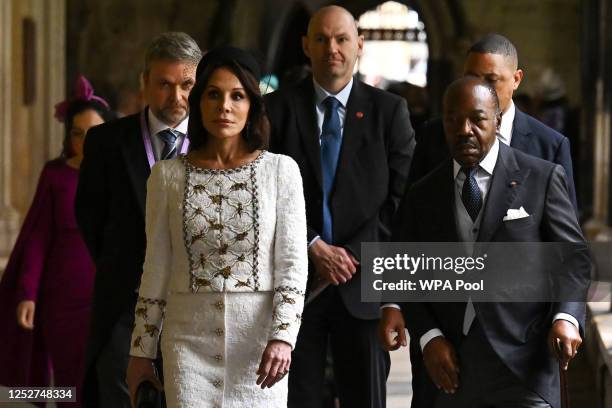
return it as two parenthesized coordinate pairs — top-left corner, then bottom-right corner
(256, 340), (292, 388)
(126, 356), (163, 408)
(16, 300), (35, 330)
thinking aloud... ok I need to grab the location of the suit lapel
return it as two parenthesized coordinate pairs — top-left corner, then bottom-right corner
(509, 108), (531, 153)
(294, 80), (322, 188)
(437, 162), (460, 242)
(477, 143), (525, 243)
(335, 79), (369, 187)
(120, 112), (150, 216)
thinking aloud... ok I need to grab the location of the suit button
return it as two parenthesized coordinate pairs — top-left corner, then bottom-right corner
(215, 301), (224, 311)
(212, 379), (223, 388)
(215, 328), (224, 336)
(214, 354), (223, 362)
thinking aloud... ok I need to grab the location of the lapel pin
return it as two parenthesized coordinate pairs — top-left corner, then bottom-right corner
(509, 181), (518, 187)
(356, 111), (364, 119)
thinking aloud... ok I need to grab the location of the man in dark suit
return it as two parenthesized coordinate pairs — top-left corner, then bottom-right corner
(409, 34), (577, 212)
(75, 32), (201, 407)
(379, 77), (588, 407)
(265, 5), (415, 407)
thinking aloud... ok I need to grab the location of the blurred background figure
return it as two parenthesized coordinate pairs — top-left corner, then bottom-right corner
(0, 76), (113, 407)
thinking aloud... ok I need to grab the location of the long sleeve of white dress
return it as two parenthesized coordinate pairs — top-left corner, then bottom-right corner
(268, 156), (308, 348)
(130, 163), (172, 358)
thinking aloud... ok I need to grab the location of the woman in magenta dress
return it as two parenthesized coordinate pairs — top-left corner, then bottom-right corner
(0, 77), (113, 406)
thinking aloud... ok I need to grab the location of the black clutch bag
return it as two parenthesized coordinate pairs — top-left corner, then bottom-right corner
(135, 380), (163, 408)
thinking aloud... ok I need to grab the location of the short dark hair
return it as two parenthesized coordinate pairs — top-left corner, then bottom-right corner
(468, 33), (518, 68)
(188, 60), (269, 152)
(479, 81), (501, 115)
(62, 100), (114, 158)
(144, 32), (202, 76)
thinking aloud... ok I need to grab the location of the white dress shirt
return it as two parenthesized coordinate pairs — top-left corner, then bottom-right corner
(497, 100), (516, 146)
(147, 109), (189, 161)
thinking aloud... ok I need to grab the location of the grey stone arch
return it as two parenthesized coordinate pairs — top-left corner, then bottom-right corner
(261, 0), (467, 115)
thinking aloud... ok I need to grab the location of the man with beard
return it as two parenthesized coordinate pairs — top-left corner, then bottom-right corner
(75, 32), (201, 407)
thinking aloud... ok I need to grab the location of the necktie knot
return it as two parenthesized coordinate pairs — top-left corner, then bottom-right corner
(324, 96), (341, 112)
(461, 166), (476, 178)
(159, 129), (178, 145)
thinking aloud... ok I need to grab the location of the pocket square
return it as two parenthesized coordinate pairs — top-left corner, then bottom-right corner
(503, 206), (530, 221)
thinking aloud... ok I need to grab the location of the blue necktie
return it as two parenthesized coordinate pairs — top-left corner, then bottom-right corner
(158, 129), (179, 160)
(461, 167), (482, 222)
(320, 97), (342, 243)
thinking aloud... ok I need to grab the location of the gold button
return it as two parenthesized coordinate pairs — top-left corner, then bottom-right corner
(215, 301), (224, 310)
(214, 328), (224, 336)
(214, 354), (223, 361)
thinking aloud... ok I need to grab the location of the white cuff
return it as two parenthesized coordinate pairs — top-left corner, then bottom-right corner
(308, 235), (321, 248)
(381, 303), (401, 310)
(420, 328), (444, 351)
(553, 313), (579, 330)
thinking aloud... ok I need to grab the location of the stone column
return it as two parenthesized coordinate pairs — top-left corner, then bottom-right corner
(0, 0), (20, 273)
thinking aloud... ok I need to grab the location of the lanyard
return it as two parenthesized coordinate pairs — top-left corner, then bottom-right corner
(140, 109), (190, 169)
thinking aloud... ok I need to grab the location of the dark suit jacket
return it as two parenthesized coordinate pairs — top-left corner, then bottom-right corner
(266, 77), (415, 319)
(397, 143), (589, 408)
(75, 112), (152, 406)
(408, 108), (578, 211)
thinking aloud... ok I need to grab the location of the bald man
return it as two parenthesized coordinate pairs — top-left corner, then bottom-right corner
(381, 77), (588, 408)
(266, 6), (415, 407)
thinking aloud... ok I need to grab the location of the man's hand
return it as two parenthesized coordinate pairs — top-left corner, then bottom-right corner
(378, 307), (407, 351)
(423, 336), (459, 394)
(549, 319), (582, 371)
(309, 239), (358, 285)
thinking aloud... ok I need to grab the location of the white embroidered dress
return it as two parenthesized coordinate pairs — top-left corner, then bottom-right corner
(130, 151), (308, 408)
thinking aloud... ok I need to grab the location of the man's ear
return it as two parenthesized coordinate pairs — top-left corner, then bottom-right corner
(357, 35), (365, 57)
(513, 69), (524, 91)
(302, 36), (310, 59)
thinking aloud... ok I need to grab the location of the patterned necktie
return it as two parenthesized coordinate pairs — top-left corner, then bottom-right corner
(158, 129), (179, 160)
(320, 96), (342, 243)
(461, 167), (482, 222)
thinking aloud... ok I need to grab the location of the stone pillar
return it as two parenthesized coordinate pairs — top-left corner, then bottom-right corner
(0, 0), (20, 273)
(584, 0), (612, 241)
(0, 0), (66, 275)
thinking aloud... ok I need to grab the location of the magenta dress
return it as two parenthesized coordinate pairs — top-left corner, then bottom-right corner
(0, 159), (95, 407)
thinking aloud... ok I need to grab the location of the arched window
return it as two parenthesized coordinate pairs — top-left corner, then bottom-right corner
(358, 1), (428, 88)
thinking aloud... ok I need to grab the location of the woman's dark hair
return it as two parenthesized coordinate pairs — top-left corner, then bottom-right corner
(61, 100), (114, 158)
(188, 60), (269, 152)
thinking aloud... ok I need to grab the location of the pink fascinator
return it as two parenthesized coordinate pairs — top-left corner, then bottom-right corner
(54, 75), (110, 122)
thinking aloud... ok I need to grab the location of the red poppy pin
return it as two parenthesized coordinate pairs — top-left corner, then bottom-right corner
(356, 111), (364, 118)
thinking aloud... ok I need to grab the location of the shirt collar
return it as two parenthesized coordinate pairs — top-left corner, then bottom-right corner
(453, 137), (500, 178)
(498, 100), (515, 145)
(147, 107), (189, 136)
(312, 77), (353, 108)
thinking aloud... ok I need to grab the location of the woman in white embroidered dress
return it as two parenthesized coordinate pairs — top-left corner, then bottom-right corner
(126, 47), (308, 407)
